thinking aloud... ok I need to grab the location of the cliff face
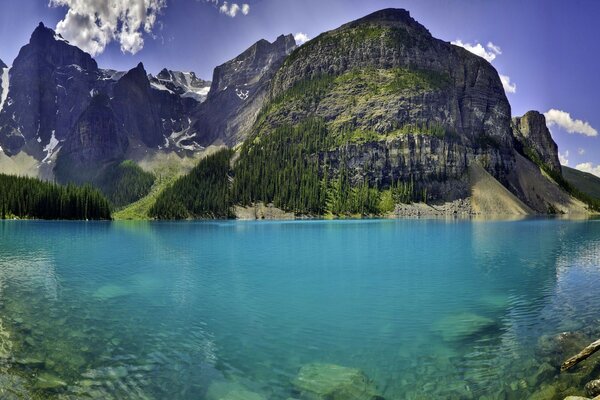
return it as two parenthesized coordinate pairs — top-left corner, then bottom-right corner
(245, 8), (515, 201)
(512, 111), (561, 173)
(55, 94), (128, 183)
(192, 34), (296, 146)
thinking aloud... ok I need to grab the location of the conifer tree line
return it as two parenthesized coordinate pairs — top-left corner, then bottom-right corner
(150, 149), (235, 219)
(97, 160), (155, 208)
(0, 174), (111, 220)
(151, 119), (430, 219)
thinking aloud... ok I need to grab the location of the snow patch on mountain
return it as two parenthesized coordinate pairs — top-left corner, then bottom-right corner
(42, 130), (60, 163)
(0, 66), (11, 113)
(150, 69), (211, 103)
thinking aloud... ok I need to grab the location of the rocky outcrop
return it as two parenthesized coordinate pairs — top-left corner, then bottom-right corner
(292, 363), (385, 400)
(192, 34), (296, 145)
(512, 111), (561, 172)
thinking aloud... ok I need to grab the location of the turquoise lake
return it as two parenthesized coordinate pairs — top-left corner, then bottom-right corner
(1, 219), (600, 399)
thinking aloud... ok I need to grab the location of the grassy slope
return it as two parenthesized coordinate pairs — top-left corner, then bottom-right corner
(114, 147), (226, 220)
(562, 166), (600, 200)
(112, 174), (177, 220)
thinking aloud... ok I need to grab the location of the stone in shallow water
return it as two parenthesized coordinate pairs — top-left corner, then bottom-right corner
(15, 356), (45, 367)
(292, 363), (384, 400)
(586, 379), (600, 397)
(206, 381), (266, 400)
(433, 312), (497, 342)
(35, 372), (67, 389)
(527, 362), (557, 387)
(92, 284), (131, 300)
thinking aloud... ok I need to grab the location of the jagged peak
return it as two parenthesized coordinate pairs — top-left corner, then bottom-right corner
(117, 62), (150, 87)
(0, 58), (6, 70)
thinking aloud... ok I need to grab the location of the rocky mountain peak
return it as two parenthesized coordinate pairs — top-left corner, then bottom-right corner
(342, 8), (431, 37)
(19, 22), (98, 72)
(512, 111), (561, 172)
(0, 59), (6, 70)
(209, 34), (296, 95)
(119, 62), (150, 88)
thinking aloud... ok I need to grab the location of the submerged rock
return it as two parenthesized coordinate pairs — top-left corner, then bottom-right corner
(527, 362), (557, 387)
(586, 380), (600, 397)
(537, 331), (590, 367)
(433, 312), (497, 342)
(292, 363), (384, 400)
(35, 372), (67, 389)
(92, 284), (131, 300)
(206, 381), (266, 400)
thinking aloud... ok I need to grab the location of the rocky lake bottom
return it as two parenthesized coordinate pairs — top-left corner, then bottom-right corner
(0, 219), (600, 399)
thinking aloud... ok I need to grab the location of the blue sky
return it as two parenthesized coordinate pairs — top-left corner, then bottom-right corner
(1, 0), (599, 174)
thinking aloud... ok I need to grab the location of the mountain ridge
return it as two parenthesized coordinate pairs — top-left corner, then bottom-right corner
(0, 10), (596, 218)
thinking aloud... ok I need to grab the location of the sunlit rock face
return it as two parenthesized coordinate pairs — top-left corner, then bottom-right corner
(512, 110), (561, 173)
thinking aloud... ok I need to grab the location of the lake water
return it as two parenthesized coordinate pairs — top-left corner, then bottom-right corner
(1, 219), (600, 399)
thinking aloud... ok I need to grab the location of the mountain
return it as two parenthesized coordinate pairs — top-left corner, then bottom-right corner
(227, 8), (589, 216)
(0, 23), (296, 187)
(191, 34), (297, 146)
(149, 69), (211, 103)
(0, 24), (210, 175)
(0, 10), (596, 218)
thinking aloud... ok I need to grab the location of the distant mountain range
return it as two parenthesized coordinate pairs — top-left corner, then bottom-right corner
(0, 22), (295, 185)
(0, 10), (598, 219)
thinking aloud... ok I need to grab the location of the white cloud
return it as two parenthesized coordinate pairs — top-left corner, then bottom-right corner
(49, 0), (166, 56)
(499, 74), (516, 94)
(575, 162), (600, 177)
(559, 150), (569, 166)
(451, 40), (501, 63)
(219, 1), (249, 17)
(452, 39), (516, 94)
(486, 42), (502, 55)
(294, 32), (310, 45)
(544, 109), (598, 137)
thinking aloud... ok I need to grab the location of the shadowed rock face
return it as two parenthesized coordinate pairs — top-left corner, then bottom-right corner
(54, 94), (128, 183)
(61, 94), (127, 164)
(0, 23), (102, 156)
(512, 111), (561, 173)
(112, 63), (164, 148)
(0, 23), (207, 168)
(192, 34), (297, 146)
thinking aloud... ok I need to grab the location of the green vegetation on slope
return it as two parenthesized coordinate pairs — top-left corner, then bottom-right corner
(234, 119), (329, 214)
(259, 67), (452, 150)
(112, 173), (177, 220)
(96, 160), (155, 208)
(150, 149), (235, 219)
(234, 118), (427, 216)
(0, 173), (111, 220)
(522, 148), (600, 212)
(562, 166), (600, 200)
(230, 66), (451, 216)
(284, 24), (429, 66)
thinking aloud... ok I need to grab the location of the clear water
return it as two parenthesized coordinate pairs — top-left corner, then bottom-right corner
(0, 219), (600, 399)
